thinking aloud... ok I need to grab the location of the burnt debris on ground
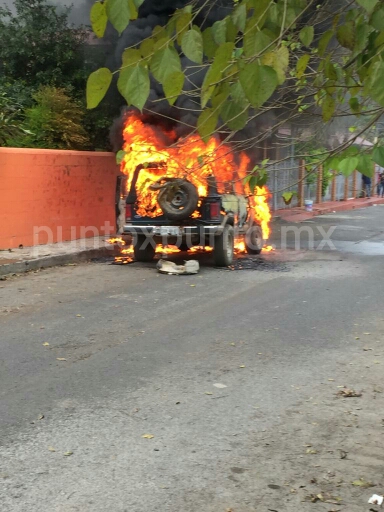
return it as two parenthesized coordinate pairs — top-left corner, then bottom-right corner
(225, 256), (290, 272)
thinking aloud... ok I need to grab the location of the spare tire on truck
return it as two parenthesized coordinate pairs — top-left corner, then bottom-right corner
(151, 178), (199, 221)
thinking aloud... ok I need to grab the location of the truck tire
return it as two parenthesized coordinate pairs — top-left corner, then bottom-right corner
(245, 224), (263, 255)
(158, 180), (198, 221)
(133, 235), (156, 262)
(213, 225), (234, 266)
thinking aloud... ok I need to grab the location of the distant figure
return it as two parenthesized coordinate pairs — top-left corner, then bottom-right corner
(362, 175), (372, 198)
(379, 172), (384, 198)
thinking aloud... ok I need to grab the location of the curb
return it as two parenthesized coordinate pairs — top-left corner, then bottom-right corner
(275, 199), (384, 223)
(0, 246), (118, 278)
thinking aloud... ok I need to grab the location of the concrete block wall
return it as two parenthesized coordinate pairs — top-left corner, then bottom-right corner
(0, 148), (121, 249)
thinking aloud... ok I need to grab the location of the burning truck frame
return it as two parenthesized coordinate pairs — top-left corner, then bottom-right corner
(115, 112), (273, 267)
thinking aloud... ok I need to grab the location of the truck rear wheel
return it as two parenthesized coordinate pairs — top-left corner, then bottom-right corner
(245, 224), (263, 255)
(134, 235), (156, 262)
(213, 225), (234, 267)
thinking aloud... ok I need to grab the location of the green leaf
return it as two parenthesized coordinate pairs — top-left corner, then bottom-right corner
(230, 82), (247, 107)
(284, 7), (298, 28)
(232, 3), (247, 32)
(128, 0), (138, 20)
(202, 27), (218, 59)
(374, 30), (384, 49)
(201, 65), (221, 108)
(371, 7), (384, 31)
(212, 19), (227, 45)
(282, 191), (294, 205)
(250, 0), (270, 25)
(212, 42), (235, 71)
(211, 83), (230, 109)
(247, 171), (269, 192)
(249, 176), (257, 194)
(153, 36), (170, 52)
(239, 63), (278, 107)
(163, 71), (184, 105)
(106, 0), (132, 34)
(324, 155), (340, 172)
(116, 150), (127, 164)
(318, 30), (333, 57)
(299, 26), (314, 47)
(86, 67), (113, 109)
(181, 29), (203, 64)
(90, 2), (108, 38)
(121, 48), (141, 66)
(296, 54), (310, 79)
(372, 146), (384, 167)
(325, 59), (337, 80)
(220, 101), (248, 131)
(150, 46), (181, 84)
(349, 97), (360, 113)
(357, 154), (373, 177)
(201, 41), (235, 107)
(355, 22), (371, 51)
(338, 157), (358, 176)
(140, 38), (154, 58)
(255, 170), (268, 187)
(117, 65), (150, 111)
(262, 47), (288, 85)
(244, 28), (273, 57)
(322, 94), (335, 121)
(234, 47), (244, 59)
(366, 61), (384, 107)
(336, 22), (355, 50)
(151, 24), (166, 41)
(226, 17), (238, 42)
(176, 12), (191, 45)
(356, 0), (378, 13)
(273, 46), (289, 84)
(197, 108), (218, 143)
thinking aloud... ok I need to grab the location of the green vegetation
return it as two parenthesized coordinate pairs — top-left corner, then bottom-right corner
(0, 0), (116, 150)
(0, 91), (32, 146)
(87, 0), (384, 188)
(8, 86), (90, 150)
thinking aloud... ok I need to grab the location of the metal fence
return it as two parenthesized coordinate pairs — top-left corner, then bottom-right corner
(266, 159), (300, 210)
(266, 162), (365, 210)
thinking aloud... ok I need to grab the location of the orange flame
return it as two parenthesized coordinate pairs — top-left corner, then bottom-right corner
(119, 112), (272, 241)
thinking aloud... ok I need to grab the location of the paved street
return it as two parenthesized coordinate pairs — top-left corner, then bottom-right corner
(1, 206), (384, 512)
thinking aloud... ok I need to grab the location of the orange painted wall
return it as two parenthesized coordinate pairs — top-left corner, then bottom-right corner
(0, 147), (121, 249)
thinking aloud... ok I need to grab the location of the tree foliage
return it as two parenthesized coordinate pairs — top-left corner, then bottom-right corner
(87, 0), (384, 178)
(0, 0), (88, 90)
(0, 0), (118, 151)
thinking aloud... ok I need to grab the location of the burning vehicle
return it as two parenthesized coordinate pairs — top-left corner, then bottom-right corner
(118, 112), (272, 266)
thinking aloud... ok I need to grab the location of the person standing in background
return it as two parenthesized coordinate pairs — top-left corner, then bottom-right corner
(362, 174), (372, 198)
(379, 172), (384, 198)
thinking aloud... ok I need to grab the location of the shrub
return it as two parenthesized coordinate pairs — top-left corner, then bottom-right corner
(0, 89), (32, 146)
(10, 86), (90, 150)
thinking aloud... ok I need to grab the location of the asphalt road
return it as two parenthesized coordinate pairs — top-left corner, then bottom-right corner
(1, 206), (384, 512)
